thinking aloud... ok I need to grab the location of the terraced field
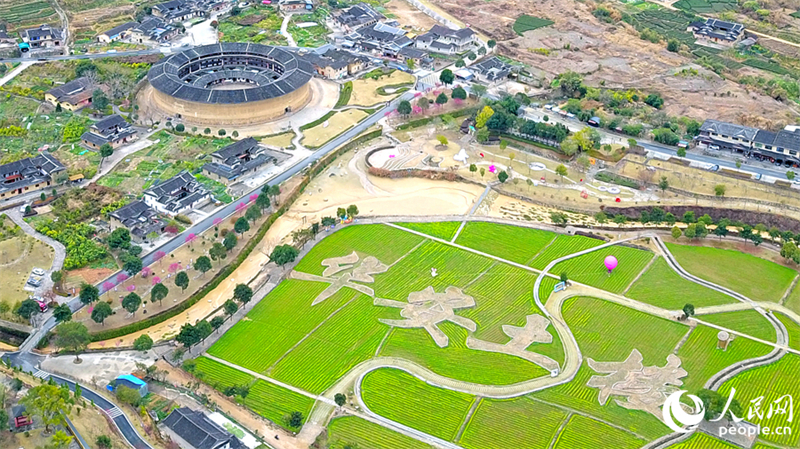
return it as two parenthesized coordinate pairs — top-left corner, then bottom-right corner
(191, 356), (254, 391)
(676, 325), (773, 391)
(327, 416), (433, 449)
(550, 245), (654, 293)
(665, 243), (796, 302)
(776, 312), (800, 351)
(246, 380), (316, 430)
(668, 432), (740, 448)
(361, 368), (475, 441)
(697, 309), (777, 342)
(529, 234), (604, 270)
(0, 0), (58, 30)
(627, 257), (736, 309)
(396, 221), (462, 241)
(294, 224), (424, 275)
(454, 221), (556, 264)
(552, 414), (645, 449)
(459, 397), (568, 449)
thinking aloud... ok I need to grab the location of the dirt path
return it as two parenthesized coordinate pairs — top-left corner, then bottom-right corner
(6, 209), (66, 297)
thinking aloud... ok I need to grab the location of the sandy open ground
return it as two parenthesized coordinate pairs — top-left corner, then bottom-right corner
(302, 109), (369, 148)
(348, 71), (416, 107)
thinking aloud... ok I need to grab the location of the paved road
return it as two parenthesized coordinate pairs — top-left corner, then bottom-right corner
(0, 48), (165, 63)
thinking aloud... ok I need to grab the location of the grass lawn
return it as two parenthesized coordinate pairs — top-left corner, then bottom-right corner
(676, 325), (773, 392)
(261, 132), (295, 149)
(327, 416), (433, 449)
(396, 221), (462, 241)
(293, 224), (425, 276)
(627, 257), (736, 309)
(665, 243), (796, 303)
(553, 414), (645, 449)
(0, 236), (55, 306)
(550, 245), (654, 293)
(697, 309), (777, 342)
(191, 356), (255, 391)
(459, 397), (568, 449)
(454, 221), (556, 264)
(775, 312), (800, 351)
(360, 368), (475, 441)
(348, 70), (416, 106)
(719, 354), (800, 447)
(513, 14), (554, 35)
(246, 379), (316, 430)
(301, 109), (368, 149)
(562, 296), (687, 365)
(783, 281), (800, 315)
(529, 235), (604, 270)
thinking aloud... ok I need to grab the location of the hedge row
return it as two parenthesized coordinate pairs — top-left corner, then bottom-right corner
(90, 129), (384, 342)
(335, 81), (353, 109)
(376, 83), (413, 96)
(595, 171), (641, 189)
(300, 111), (337, 131)
(395, 106), (480, 131)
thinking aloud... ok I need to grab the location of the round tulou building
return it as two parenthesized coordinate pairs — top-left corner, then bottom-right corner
(146, 43), (314, 125)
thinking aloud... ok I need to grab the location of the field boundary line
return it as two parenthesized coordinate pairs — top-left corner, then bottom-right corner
(202, 353), (337, 406)
(265, 290), (362, 373)
(779, 274), (799, 306)
(388, 238), (428, 268)
(374, 328), (393, 357)
(453, 396), (481, 443)
(451, 220), (467, 243)
(528, 397), (651, 442)
(622, 253), (657, 295)
(462, 262), (497, 290)
(547, 412), (572, 449)
(671, 325), (696, 355)
(526, 234), (558, 266)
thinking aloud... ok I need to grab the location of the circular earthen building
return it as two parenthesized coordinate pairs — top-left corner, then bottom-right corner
(147, 43), (314, 125)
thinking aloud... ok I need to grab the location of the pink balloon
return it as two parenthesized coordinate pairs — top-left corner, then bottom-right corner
(604, 255), (618, 272)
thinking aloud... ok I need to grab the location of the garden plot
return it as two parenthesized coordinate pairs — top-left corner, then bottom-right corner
(348, 70), (416, 107)
(696, 309), (777, 343)
(549, 244), (654, 293)
(396, 221), (462, 241)
(246, 379), (316, 430)
(0, 0), (58, 30)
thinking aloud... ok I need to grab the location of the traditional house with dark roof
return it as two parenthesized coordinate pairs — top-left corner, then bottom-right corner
(97, 22), (137, 43)
(108, 200), (164, 242)
(152, 0), (202, 23)
(334, 3), (384, 32)
(279, 0), (314, 11)
(143, 172), (211, 216)
(161, 408), (245, 449)
(45, 77), (95, 111)
(21, 25), (62, 48)
(81, 115), (137, 149)
(697, 119), (800, 164)
(305, 48), (370, 78)
(130, 17), (180, 43)
(202, 137), (290, 185)
(470, 56), (511, 84)
(414, 24), (477, 54)
(0, 153), (65, 201)
(687, 18), (745, 47)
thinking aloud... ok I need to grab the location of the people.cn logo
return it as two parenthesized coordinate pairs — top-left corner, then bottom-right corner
(663, 390), (706, 433)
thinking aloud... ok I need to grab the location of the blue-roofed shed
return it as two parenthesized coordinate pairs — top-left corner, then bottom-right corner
(107, 374), (148, 397)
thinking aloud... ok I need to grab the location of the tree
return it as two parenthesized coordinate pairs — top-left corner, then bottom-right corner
(51, 270), (63, 287)
(176, 323), (201, 348)
(551, 212), (568, 226)
(682, 211), (696, 223)
(714, 219), (729, 239)
(435, 93), (448, 106)
(209, 242), (227, 266)
(333, 392), (347, 407)
(256, 193), (271, 211)
(406, 58), (415, 70)
(204, 127), (211, 134)
(108, 228), (131, 249)
(750, 233), (763, 246)
(671, 226), (682, 240)
(195, 256), (212, 277)
(595, 211), (608, 224)
(20, 384), (72, 432)
(436, 135), (449, 146)
(488, 39), (496, 48)
(683, 303), (695, 317)
(175, 123), (185, 132)
(658, 176), (669, 192)
(347, 204), (359, 218)
(455, 59), (466, 68)
(788, 171), (796, 181)
(288, 411), (304, 429)
(93, 89), (109, 110)
(697, 389), (742, 421)
(469, 164), (477, 177)
(270, 245), (299, 266)
(451, 86), (467, 100)
(16, 299), (39, 320)
(223, 232), (238, 251)
(96, 435), (112, 449)
(53, 304), (72, 323)
(698, 214), (713, 225)
(51, 429), (73, 448)
(211, 315), (225, 332)
(122, 255), (143, 276)
(714, 184), (726, 197)
(667, 39), (680, 52)
(555, 164), (568, 181)
(644, 93), (664, 109)
(781, 241), (798, 262)
(151, 282), (169, 305)
(55, 321), (90, 363)
(133, 334), (153, 352)
(560, 272), (569, 284)
(245, 205), (261, 222)
(233, 284), (253, 304)
(397, 100), (412, 116)
(234, 217), (250, 235)
(224, 299), (238, 317)
(115, 385), (141, 407)
(79, 283), (100, 305)
(175, 271), (189, 292)
(196, 320), (213, 339)
(498, 170), (509, 183)
(475, 106), (494, 128)
(677, 147), (686, 157)
(684, 223), (697, 239)
(122, 293), (142, 317)
(218, 129), (226, 136)
(479, 167), (486, 178)
(91, 302), (112, 326)
(439, 69), (454, 85)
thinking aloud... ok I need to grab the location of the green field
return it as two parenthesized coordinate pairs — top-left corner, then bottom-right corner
(293, 224), (424, 276)
(776, 312), (800, 351)
(459, 397), (568, 449)
(719, 355), (800, 447)
(191, 357), (254, 391)
(0, 0), (57, 29)
(563, 296), (687, 365)
(327, 416), (433, 449)
(550, 245), (653, 293)
(697, 309), (777, 342)
(245, 379), (316, 430)
(676, 325), (772, 392)
(627, 257), (736, 309)
(529, 235), (604, 270)
(396, 221), (462, 241)
(361, 368), (475, 441)
(667, 432), (739, 448)
(665, 243), (796, 303)
(513, 14), (554, 35)
(553, 414), (646, 449)
(454, 221), (556, 264)
(672, 0), (736, 13)
(784, 281), (800, 315)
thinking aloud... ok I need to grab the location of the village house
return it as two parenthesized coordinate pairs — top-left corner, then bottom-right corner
(469, 56), (511, 84)
(279, 0), (314, 12)
(80, 114), (138, 150)
(45, 77), (95, 111)
(152, 0), (202, 23)
(0, 153), (65, 201)
(202, 137), (291, 185)
(97, 22), (137, 43)
(21, 25), (62, 48)
(334, 3), (384, 32)
(687, 18), (745, 48)
(161, 408), (245, 449)
(697, 119), (800, 165)
(130, 17), (180, 43)
(108, 200), (165, 243)
(415, 24), (477, 55)
(143, 172), (212, 216)
(305, 48), (370, 79)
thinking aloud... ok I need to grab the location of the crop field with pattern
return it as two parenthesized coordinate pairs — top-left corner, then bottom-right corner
(191, 356), (254, 391)
(529, 235), (605, 269)
(245, 380), (316, 430)
(396, 221), (462, 241)
(627, 257), (736, 309)
(459, 397), (568, 449)
(552, 415), (645, 449)
(327, 416), (433, 449)
(550, 245), (654, 293)
(454, 221), (556, 264)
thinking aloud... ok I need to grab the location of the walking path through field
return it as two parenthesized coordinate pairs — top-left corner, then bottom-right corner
(280, 14), (297, 47)
(6, 209), (66, 298)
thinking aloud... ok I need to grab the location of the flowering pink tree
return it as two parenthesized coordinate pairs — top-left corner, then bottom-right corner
(169, 263), (180, 274)
(414, 92), (422, 98)
(412, 106), (422, 115)
(152, 276), (162, 285)
(235, 202), (247, 214)
(103, 281), (115, 297)
(116, 273), (129, 284)
(154, 250), (166, 265)
(165, 225), (179, 234)
(249, 193), (258, 203)
(185, 233), (197, 247)
(141, 266), (152, 277)
(454, 98), (463, 106)
(213, 217), (222, 227)
(127, 285), (136, 292)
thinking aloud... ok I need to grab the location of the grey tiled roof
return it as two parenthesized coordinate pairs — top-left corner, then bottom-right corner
(699, 119), (758, 141)
(162, 408), (245, 449)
